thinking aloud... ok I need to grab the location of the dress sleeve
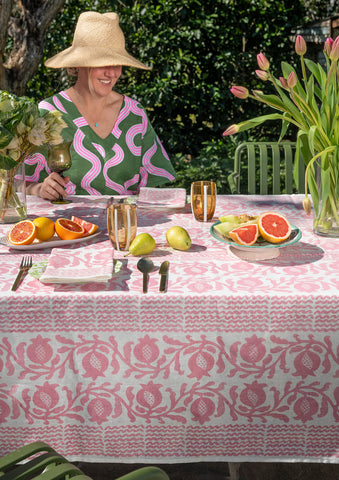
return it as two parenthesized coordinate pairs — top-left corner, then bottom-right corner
(139, 110), (176, 188)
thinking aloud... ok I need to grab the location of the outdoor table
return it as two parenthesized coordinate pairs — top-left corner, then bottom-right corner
(0, 194), (338, 465)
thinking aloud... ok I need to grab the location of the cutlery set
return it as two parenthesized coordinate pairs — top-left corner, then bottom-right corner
(137, 258), (169, 293)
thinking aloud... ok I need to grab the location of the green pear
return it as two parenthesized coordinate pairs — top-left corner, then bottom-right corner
(166, 226), (191, 251)
(125, 233), (155, 256)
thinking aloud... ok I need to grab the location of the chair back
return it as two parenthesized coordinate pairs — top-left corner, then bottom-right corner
(228, 142), (305, 194)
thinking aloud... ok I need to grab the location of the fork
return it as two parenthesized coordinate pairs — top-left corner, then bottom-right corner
(11, 256), (33, 291)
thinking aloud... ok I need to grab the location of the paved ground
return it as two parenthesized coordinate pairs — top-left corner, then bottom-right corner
(76, 461), (339, 480)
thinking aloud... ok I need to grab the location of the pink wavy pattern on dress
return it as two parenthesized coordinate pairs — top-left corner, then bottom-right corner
(73, 130), (101, 195)
(39, 101), (56, 112)
(159, 137), (170, 161)
(114, 97), (147, 138)
(93, 143), (105, 158)
(125, 124), (143, 156)
(53, 96), (67, 114)
(59, 91), (71, 101)
(24, 153), (48, 182)
(74, 117), (88, 128)
(143, 142), (175, 181)
(139, 166), (148, 188)
(103, 144), (125, 194)
(124, 174), (140, 193)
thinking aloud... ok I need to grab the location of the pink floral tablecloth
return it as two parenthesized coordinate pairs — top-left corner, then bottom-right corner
(0, 194), (338, 463)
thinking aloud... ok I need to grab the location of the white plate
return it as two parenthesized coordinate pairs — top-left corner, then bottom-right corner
(0, 230), (102, 250)
(137, 201), (186, 209)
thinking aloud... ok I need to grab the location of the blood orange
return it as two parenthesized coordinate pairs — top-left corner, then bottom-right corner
(8, 220), (37, 245)
(229, 223), (259, 246)
(71, 216), (98, 235)
(258, 212), (291, 243)
(55, 218), (85, 240)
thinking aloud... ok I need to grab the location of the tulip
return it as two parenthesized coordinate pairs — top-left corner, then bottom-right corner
(295, 35), (307, 56)
(303, 196), (312, 215)
(287, 71), (297, 89)
(324, 38), (333, 57)
(329, 36), (339, 61)
(230, 86), (249, 99)
(257, 53), (270, 71)
(279, 77), (288, 89)
(222, 124), (239, 136)
(255, 70), (269, 81)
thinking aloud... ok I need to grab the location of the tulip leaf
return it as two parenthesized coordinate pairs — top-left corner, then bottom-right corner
(0, 152), (18, 170)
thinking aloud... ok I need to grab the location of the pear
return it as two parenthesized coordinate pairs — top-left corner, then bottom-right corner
(166, 226), (191, 251)
(125, 233), (155, 256)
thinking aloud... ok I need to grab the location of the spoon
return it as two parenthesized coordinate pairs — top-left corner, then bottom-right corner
(159, 261), (169, 292)
(137, 258), (154, 293)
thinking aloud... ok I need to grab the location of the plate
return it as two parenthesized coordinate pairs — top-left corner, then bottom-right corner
(0, 230), (102, 251)
(137, 201), (186, 210)
(210, 222), (302, 260)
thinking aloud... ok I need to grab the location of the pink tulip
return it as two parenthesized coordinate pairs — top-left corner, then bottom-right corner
(324, 38), (333, 57)
(279, 77), (288, 89)
(287, 71), (297, 88)
(230, 86), (249, 99)
(257, 53), (270, 71)
(329, 36), (339, 61)
(295, 35), (307, 56)
(255, 70), (269, 81)
(223, 124), (239, 136)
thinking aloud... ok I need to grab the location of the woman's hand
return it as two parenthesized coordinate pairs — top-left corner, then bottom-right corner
(39, 172), (70, 201)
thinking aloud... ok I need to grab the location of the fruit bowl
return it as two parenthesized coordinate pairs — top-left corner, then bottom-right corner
(210, 221), (302, 260)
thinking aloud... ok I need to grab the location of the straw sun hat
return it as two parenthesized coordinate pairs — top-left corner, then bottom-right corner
(45, 11), (151, 70)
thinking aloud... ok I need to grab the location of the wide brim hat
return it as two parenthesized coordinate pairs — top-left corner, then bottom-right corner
(45, 12), (151, 71)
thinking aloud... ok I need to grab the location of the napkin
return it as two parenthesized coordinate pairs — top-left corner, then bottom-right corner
(137, 187), (187, 208)
(39, 243), (113, 284)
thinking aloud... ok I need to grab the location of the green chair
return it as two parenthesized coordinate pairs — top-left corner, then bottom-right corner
(0, 442), (169, 480)
(228, 141), (305, 194)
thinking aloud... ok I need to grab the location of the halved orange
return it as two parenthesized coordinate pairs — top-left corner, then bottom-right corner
(229, 223), (259, 246)
(71, 216), (98, 235)
(258, 211), (292, 244)
(8, 220), (37, 245)
(55, 218), (85, 240)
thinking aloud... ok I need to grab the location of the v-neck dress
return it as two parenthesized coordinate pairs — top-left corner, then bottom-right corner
(24, 91), (176, 195)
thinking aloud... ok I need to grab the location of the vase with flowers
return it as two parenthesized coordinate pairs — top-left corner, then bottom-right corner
(223, 35), (339, 237)
(0, 90), (67, 223)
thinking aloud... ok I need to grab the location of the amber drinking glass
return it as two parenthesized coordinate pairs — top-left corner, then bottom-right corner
(47, 141), (72, 204)
(191, 181), (217, 221)
(107, 201), (137, 251)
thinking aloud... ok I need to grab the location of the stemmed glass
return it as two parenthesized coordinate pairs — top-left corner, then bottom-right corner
(47, 141), (72, 204)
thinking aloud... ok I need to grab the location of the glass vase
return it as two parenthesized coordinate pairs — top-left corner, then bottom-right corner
(313, 162), (339, 237)
(0, 162), (27, 224)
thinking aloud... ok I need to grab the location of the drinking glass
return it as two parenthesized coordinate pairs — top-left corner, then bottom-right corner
(191, 181), (217, 222)
(107, 200), (137, 251)
(47, 141), (72, 204)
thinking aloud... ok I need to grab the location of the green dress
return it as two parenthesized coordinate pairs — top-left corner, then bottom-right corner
(25, 91), (176, 195)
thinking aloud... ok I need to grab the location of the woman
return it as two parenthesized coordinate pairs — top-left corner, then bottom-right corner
(25, 11), (176, 201)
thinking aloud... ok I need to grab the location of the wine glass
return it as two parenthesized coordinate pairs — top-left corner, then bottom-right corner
(47, 141), (72, 204)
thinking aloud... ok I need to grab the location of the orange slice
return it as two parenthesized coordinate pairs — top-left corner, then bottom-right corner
(55, 218), (85, 240)
(8, 220), (37, 245)
(71, 216), (98, 235)
(229, 223), (259, 246)
(258, 211), (292, 243)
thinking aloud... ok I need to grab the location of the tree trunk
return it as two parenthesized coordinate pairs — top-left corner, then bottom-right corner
(0, 0), (65, 96)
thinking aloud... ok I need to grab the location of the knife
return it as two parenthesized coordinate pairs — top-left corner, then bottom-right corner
(159, 261), (169, 292)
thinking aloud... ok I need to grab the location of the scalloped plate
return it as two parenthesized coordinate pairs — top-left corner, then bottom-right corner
(210, 221), (302, 259)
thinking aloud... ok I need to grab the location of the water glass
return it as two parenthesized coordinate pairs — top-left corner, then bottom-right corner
(107, 201), (137, 251)
(191, 181), (217, 222)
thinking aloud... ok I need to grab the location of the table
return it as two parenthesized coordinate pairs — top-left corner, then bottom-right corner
(0, 194), (338, 464)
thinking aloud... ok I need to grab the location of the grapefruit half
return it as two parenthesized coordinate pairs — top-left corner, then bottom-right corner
(229, 223), (259, 246)
(8, 220), (37, 245)
(71, 216), (98, 235)
(258, 212), (291, 243)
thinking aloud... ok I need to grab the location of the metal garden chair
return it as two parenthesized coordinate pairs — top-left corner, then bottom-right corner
(228, 141), (305, 194)
(0, 442), (170, 480)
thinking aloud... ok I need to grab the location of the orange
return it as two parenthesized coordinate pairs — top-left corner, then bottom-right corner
(8, 220), (37, 245)
(71, 216), (98, 235)
(229, 223), (259, 246)
(55, 218), (85, 240)
(258, 211), (292, 243)
(33, 217), (55, 242)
